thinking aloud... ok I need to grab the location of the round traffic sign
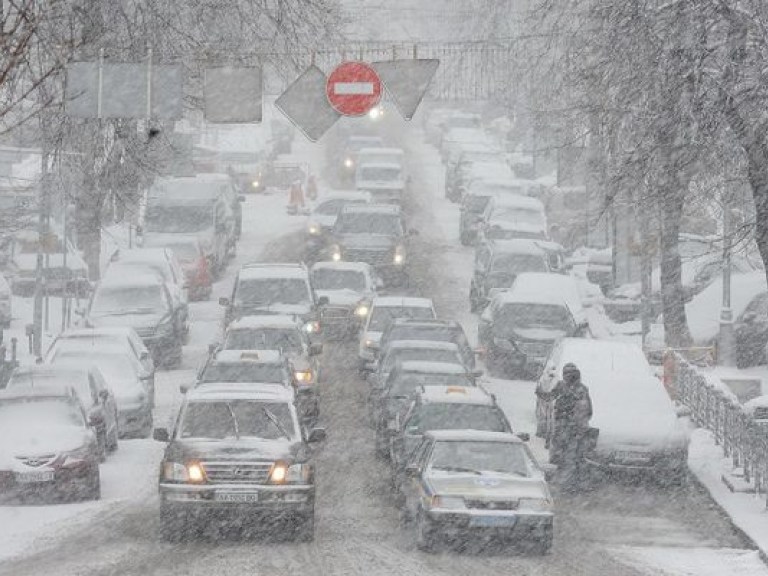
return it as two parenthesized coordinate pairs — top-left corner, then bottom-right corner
(326, 61), (382, 117)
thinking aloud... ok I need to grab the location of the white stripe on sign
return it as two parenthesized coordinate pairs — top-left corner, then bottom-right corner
(333, 82), (375, 95)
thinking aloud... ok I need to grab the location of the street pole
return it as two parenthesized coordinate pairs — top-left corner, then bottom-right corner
(32, 148), (49, 358)
(718, 204), (735, 366)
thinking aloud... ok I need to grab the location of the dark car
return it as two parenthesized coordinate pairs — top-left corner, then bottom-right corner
(735, 291), (768, 368)
(377, 319), (476, 370)
(304, 192), (371, 261)
(154, 385), (326, 541)
(329, 204), (412, 286)
(469, 239), (551, 312)
(0, 388), (101, 502)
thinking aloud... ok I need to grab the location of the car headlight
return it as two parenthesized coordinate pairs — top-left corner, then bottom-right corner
(331, 246), (342, 262)
(270, 461), (309, 484)
(251, 179), (260, 188)
(307, 223), (321, 235)
(162, 461), (205, 483)
(430, 495), (465, 510)
(344, 158), (353, 169)
(294, 369), (314, 384)
(519, 497), (553, 512)
(355, 303), (369, 317)
(393, 246), (405, 265)
(304, 320), (321, 334)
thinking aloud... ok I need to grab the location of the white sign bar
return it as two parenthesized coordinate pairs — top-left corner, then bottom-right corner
(333, 82), (375, 95)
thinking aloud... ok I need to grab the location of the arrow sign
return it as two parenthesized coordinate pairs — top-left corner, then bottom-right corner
(372, 59), (439, 121)
(275, 65), (340, 142)
(326, 61), (382, 116)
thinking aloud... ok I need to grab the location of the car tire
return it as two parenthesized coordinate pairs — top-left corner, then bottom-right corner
(295, 513), (315, 542)
(415, 511), (436, 552)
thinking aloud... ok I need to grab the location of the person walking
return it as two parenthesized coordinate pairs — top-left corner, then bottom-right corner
(287, 179), (305, 214)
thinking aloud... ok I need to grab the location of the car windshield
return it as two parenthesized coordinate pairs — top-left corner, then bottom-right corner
(337, 213), (402, 236)
(383, 349), (459, 372)
(369, 306), (434, 331)
(387, 326), (460, 346)
(200, 363), (286, 384)
(90, 284), (167, 316)
(491, 254), (548, 276)
(408, 405), (509, 434)
(315, 199), (362, 215)
(0, 397), (85, 434)
(491, 207), (546, 226)
(144, 205), (212, 233)
(495, 303), (574, 334)
(51, 352), (137, 384)
(359, 167), (401, 181)
(390, 373), (472, 396)
(236, 278), (310, 307)
(224, 328), (303, 354)
(312, 269), (366, 291)
(180, 400), (295, 440)
(429, 441), (532, 477)
(8, 371), (91, 405)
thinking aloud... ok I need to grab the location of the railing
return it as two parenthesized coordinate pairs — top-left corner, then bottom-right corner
(671, 351), (768, 503)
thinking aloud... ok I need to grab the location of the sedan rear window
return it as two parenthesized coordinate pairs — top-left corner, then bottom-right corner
(200, 363), (286, 384)
(369, 306), (434, 331)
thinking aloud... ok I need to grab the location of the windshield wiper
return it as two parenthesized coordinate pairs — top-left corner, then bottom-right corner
(432, 465), (481, 475)
(104, 307), (158, 316)
(262, 407), (291, 440)
(225, 403), (240, 440)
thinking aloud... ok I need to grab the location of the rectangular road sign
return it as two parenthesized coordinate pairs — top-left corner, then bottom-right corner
(275, 65), (340, 142)
(204, 67), (262, 123)
(333, 82), (375, 95)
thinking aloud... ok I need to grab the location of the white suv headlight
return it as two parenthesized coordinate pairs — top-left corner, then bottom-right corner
(519, 497), (553, 512)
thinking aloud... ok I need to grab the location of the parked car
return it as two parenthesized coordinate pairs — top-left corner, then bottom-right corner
(5, 364), (119, 461)
(310, 261), (379, 339)
(338, 135), (385, 180)
(219, 263), (325, 331)
(446, 146), (506, 202)
(398, 430), (553, 553)
(537, 338), (689, 485)
(0, 271), (10, 327)
(355, 162), (406, 204)
(48, 347), (154, 438)
(83, 274), (186, 368)
(141, 235), (212, 301)
(479, 195), (549, 242)
(0, 387), (101, 501)
(329, 204), (413, 286)
(304, 191), (371, 260)
(366, 340), (466, 387)
(377, 319), (476, 369)
(154, 384), (326, 541)
(358, 296), (436, 368)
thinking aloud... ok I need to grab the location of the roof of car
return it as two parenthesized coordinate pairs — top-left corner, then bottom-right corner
(389, 318), (461, 329)
(425, 430), (521, 443)
(97, 273), (165, 289)
(0, 386), (79, 402)
(212, 349), (284, 365)
(186, 383), (295, 403)
(357, 162), (402, 170)
(491, 195), (545, 211)
(340, 203), (401, 215)
(373, 296), (434, 308)
(357, 147), (404, 156)
(417, 385), (494, 406)
(227, 315), (300, 330)
(311, 261), (371, 273)
(489, 239), (550, 256)
(385, 340), (460, 352)
(397, 361), (469, 375)
(495, 272), (581, 309)
(238, 263), (309, 281)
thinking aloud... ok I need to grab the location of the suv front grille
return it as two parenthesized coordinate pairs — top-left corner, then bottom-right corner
(465, 499), (518, 511)
(202, 461), (273, 484)
(344, 249), (392, 266)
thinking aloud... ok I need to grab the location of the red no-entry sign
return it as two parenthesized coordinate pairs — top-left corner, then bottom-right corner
(326, 61), (382, 117)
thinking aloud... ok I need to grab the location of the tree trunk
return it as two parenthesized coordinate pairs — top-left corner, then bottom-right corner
(75, 179), (103, 281)
(659, 174), (693, 349)
(741, 138), (768, 291)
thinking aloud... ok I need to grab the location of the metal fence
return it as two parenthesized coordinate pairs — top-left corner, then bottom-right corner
(672, 351), (768, 503)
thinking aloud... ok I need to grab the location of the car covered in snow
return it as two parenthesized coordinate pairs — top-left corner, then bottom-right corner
(537, 338), (689, 484)
(358, 296), (436, 368)
(398, 430), (553, 553)
(446, 146), (506, 202)
(304, 191), (371, 259)
(310, 261), (379, 339)
(479, 194), (549, 242)
(138, 236), (213, 301)
(377, 319), (476, 370)
(154, 384), (326, 541)
(0, 387), (101, 502)
(355, 162), (406, 204)
(365, 340), (466, 388)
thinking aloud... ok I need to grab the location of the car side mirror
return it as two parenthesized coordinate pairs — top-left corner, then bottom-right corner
(309, 343), (323, 356)
(404, 463), (420, 478)
(317, 296), (330, 306)
(308, 427), (327, 443)
(153, 428), (169, 442)
(516, 432), (530, 442)
(179, 383), (191, 394)
(218, 297), (230, 307)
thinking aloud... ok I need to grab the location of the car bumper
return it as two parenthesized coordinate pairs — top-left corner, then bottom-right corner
(160, 483), (315, 515)
(425, 509), (553, 537)
(584, 451), (688, 477)
(0, 463), (96, 502)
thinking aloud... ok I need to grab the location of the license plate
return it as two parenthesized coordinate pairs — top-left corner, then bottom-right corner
(15, 471), (55, 484)
(615, 451), (651, 462)
(215, 492), (259, 503)
(469, 515), (516, 528)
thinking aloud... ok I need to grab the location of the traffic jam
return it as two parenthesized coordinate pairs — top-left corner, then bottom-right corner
(0, 67), (759, 576)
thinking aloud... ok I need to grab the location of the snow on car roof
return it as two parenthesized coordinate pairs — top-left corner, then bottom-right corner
(311, 261), (371, 273)
(227, 315), (300, 330)
(373, 296), (434, 308)
(398, 361), (468, 374)
(498, 272), (583, 311)
(357, 162), (402, 171)
(238, 264), (309, 281)
(390, 318), (460, 328)
(341, 203), (401, 215)
(385, 340), (460, 351)
(13, 364), (91, 378)
(555, 337), (651, 375)
(425, 430), (521, 443)
(417, 386), (494, 406)
(212, 349), (283, 364)
(357, 147), (404, 156)
(187, 383), (294, 402)
(489, 239), (550, 256)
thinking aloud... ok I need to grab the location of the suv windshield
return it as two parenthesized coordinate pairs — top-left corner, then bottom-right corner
(408, 405), (508, 434)
(90, 284), (167, 316)
(496, 303), (574, 335)
(429, 441), (531, 477)
(359, 167), (401, 181)
(337, 213), (402, 236)
(181, 400), (295, 440)
(369, 306), (434, 331)
(312, 269), (366, 291)
(491, 254), (548, 275)
(144, 205), (212, 233)
(8, 371), (91, 404)
(200, 363), (286, 384)
(224, 328), (303, 354)
(236, 278), (311, 307)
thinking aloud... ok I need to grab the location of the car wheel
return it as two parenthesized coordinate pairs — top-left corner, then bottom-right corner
(415, 511), (436, 552)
